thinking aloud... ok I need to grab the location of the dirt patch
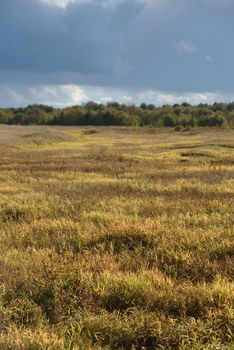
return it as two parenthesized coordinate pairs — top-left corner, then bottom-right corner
(82, 129), (98, 135)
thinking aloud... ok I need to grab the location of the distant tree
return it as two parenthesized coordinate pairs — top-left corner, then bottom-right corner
(83, 101), (100, 110)
(0, 101), (232, 127)
(140, 103), (147, 110)
(0, 109), (13, 124)
(164, 116), (176, 127)
(147, 104), (155, 110)
(181, 102), (190, 107)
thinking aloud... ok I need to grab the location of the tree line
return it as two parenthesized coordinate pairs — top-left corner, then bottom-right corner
(0, 101), (233, 128)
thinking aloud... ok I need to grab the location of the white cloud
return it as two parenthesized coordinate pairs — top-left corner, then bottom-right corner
(137, 90), (225, 105)
(40, 0), (72, 8)
(122, 95), (133, 102)
(0, 87), (29, 107)
(99, 96), (113, 102)
(1, 84), (234, 108)
(5, 88), (28, 104)
(39, 0), (152, 9)
(176, 41), (214, 64)
(201, 54), (214, 62)
(29, 85), (88, 106)
(176, 41), (197, 55)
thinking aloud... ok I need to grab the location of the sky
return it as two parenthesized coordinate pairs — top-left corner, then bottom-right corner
(0, 0), (234, 107)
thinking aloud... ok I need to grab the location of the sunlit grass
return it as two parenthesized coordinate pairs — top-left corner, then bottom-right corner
(0, 125), (233, 349)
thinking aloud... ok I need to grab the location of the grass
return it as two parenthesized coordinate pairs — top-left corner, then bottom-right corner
(0, 125), (233, 349)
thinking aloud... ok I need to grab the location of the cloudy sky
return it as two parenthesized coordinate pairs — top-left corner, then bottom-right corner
(0, 0), (234, 107)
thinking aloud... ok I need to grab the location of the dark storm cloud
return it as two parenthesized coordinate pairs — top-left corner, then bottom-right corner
(0, 0), (147, 78)
(0, 0), (234, 106)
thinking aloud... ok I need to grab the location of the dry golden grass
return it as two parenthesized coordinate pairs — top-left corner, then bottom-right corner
(0, 125), (233, 349)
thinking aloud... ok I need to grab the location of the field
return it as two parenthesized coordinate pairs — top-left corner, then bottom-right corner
(0, 125), (233, 349)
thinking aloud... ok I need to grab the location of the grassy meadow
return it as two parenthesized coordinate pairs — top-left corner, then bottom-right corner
(0, 125), (233, 349)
